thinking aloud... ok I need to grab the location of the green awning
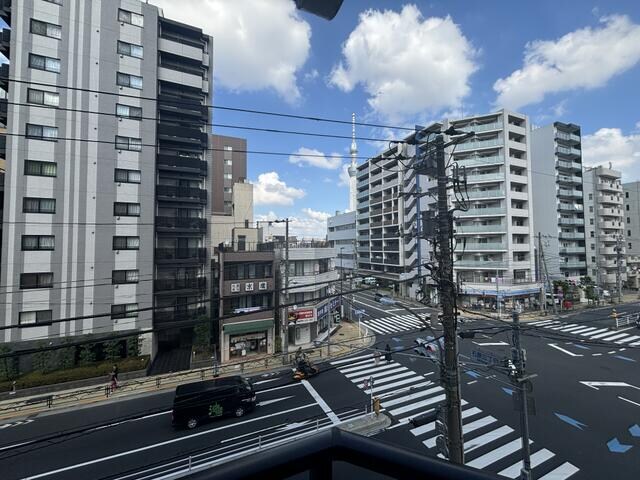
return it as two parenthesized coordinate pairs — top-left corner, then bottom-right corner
(223, 319), (274, 335)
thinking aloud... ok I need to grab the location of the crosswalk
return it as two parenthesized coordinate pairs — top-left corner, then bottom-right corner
(331, 353), (579, 479)
(530, 319), (640, 346)
(361, 313), (431, 335)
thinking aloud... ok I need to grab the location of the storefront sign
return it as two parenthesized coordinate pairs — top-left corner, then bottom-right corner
(289, 308), (316, 324)
(317, 297), (339, 319)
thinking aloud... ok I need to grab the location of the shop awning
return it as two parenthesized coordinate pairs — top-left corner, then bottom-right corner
(223, 319), (274, 336)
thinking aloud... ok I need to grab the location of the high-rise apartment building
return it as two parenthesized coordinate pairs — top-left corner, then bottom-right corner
(210, 134), (247, 216)
(583, 166), (626, 292)
(0, 0), (212, 370)
(531, 122), (587, 280)
(622, 182), (640, 288)
(327, 210), (356, 276)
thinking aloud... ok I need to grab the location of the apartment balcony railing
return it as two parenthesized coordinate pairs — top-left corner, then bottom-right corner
(465, 189), (505, 199)
(358, 200), (370, 208)
(156, 185), (208, 203)
(561, 261), (587, 268)
(455, 260), (508, 269)
(558, 203), (583, 212)
(556, 160), (582, 171)
(461, 242), (507, 251)
(558, 232), (583, 240)
(154, 306), (207, 324)
(466, 172), (504, 183)
(598, 194), (623, 205)
(155, 216), (207, 232)
(598, 233), (620, 242)
(559, 246), (585, 254)
(598, 207), (622, 216)
(456, 137), (503, 151)
(356, 190), (369, 200)
(597, 182), (622, 192)
(157, 154), (208, 175)
(456, 207), (506, 217)
(155, 247), (207, 261)
(598, 220), (623, 229)
(357, 178), (368, 188)
(454, 155), (503, 168)
(455, 223), (505, 233)
(557, 188), (582, 198)
(557, 175), (582, 184)
(155, 276), (207, 292)
(456, 121), (503, 134)
(556, 145), (581, 157)
(558, 218), (584, 226)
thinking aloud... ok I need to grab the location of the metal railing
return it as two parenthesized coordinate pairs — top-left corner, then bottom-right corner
(615, 312), (639, 329)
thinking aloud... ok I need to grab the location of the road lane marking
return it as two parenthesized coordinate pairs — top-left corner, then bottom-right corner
(348, 367), (408, 383)
(23, 403), (319, 479)
(580, 381), (640, 390)
(537, 462), (579, 480)
(498, 449), (555, 478)
(548, 344), (583, 357)
(463, 424), (512, 453)
(300, 380), (339, 425)
(580, 328), (609, 336)
(424, 415), (498, 448)
(381, 386), (443, 408)
(256, 383), (303, 394)
(330, 353), (372, 365)
(357, 371), (415, 387)
(472, 341), (509, 346)
(617, 335), (640, 344)
(389, 394), (446, 417)
(568, 326), (598, 334)
(467, 438), (530, 469)
(618, 396), (640, 407)
(597, 332), (632, 342)
(410, 406), (481, 436)
(344, 362), (400, 378)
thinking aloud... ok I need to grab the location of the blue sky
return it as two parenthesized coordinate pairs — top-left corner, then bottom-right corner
(6, 1), (640, 237)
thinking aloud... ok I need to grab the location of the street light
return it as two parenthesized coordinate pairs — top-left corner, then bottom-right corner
(294, 0), (344, 20)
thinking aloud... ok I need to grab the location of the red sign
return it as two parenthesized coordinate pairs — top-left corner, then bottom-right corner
(293, 309), (314, 320)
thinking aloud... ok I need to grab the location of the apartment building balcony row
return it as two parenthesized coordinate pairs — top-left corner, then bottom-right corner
(556, 131), (581, 143)
(559, 246), (586, 254)
(155, 276), (207, 292)
(598, 194), (623, 205)
(556, 145), (581, 157)
(456, 207), (506, 217)
(455, 223), (506, 234)
(558, 217), (584, 226)
(461, 242), (507, 251)
(597, 181), (622, 193)
(454, 155), (503, 168)
(465, 189), (506, 200)
(559, 231), (584, 240)
(154, 306), (207, 325)
(558, 203), (583, 212)
(556, 160), (582, 172)
(557, 188), (583, 198)
(561, 260), (587, 269)
(454, 259), (509, 269)
(155, 247), (208, 262)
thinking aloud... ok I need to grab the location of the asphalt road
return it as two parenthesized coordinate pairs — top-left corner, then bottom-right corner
(1, 302), (638, 480)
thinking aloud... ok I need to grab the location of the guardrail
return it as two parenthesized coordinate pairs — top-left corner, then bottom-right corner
(0, 331), (372, 418)
(615, 312), (640, 329)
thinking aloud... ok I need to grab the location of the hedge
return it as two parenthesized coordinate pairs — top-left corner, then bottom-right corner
(0, 355), (149, 392)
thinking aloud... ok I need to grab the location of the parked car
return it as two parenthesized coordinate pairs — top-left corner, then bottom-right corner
(374, 293), (396, 305)
(172, 376), (256, 429)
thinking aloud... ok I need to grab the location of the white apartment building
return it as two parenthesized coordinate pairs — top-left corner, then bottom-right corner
(440, 110), (540, 307)
(282, 242), (340, 346)
(583, 166), (626, 292)
(327, 210), (357, 275)
(531, 122), (587, 280)
(622, 182), (640, 289)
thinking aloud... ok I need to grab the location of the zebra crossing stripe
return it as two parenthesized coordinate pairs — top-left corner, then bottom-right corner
(364, 319), (398, 333)
(559, 325), (591, 333)
(389, 393), (446, 417)
(345, 363), (402, 379)
(630, 341), (640, 346)
(589, 330), (619, 339)
(537, 462), (579, 480)
(338, 360), (378, 374)
(567, 326), (597, 334)
(531, 320), (557, 326)
(423, 415), (498, 448)
(349, 366), (408, 384)
(498, 448), (555, 478)
(361, 322), (387, 334)
(379, 381), (435, 402)
(389, 316), (422, 329)
(331, 353), (372, 366)
(467, 438), (531, 469)
(617, 335), (640, 344)
(596, 332), (631, 342)
(382, 386), (443, 408)
(550, 324), (578, 330)
(580, 328), (609, 336)
(364, 376), (427, 395)
(464, 425), (514, 453)
(410, 406), (482, 436)
(340, 360), (401, 378)
(357, 371), (415, 388)
(397, 314), (427, 326)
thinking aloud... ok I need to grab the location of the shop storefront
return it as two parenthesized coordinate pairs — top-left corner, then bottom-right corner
(288, 309), (315, 345)
(316, 297), (340, 333)
(221, 318), (274, 362)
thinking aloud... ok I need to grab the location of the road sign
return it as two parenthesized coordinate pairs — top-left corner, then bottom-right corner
(472, 349), (501, 366)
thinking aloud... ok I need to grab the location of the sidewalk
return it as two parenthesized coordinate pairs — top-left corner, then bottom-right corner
(0, 321), (374, 422)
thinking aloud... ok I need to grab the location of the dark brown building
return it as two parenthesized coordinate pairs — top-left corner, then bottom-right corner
(210, 134), (247, 215)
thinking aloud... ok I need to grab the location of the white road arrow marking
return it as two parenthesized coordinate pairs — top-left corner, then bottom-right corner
(580, 381), (640, 391)
(472, 341), (509, 346)
(256, 395), (295, 407)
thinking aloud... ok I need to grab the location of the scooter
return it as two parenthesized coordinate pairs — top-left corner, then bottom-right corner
(292, 359), (319, 381)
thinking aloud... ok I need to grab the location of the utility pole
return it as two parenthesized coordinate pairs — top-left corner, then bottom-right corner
(537, 233), (545, 313)
(434, 134), (464, 464)
(273, 218), (290, 357)
(511, 310), (533, 480)
(616, 234), (623, 303)
(539, 234), (557, 315)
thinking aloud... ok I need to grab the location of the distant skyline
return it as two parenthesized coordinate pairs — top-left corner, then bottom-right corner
(3, 0), (639, 237)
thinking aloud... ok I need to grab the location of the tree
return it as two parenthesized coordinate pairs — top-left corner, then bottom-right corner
(58, 342), (76, 370)
(126, 336), (141, 358)
(78, 343), (96, 366)
(579, 276), (598, 305)
(0, 345), (18, 381)
(193, 316), (212, 351)
(104, 340), (123, 361)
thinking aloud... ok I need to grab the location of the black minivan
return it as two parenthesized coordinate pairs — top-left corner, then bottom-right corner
(172, 376), (257, 429)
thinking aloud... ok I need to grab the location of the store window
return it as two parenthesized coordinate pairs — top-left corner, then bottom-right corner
(229, 332), (267, 358)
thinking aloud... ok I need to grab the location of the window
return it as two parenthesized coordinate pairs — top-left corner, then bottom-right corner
(29, 53), (60, 73)
(626, 192), (630, 198)
(24, 160), (56, 177)
(27, 88), (59, 107)
(30, 19), (62, 39)
(589, 206), (593, 213)
(259, 281), (267, 290)
(224, 159), (232, 166)
(19, 310), (53, 326)
(590, 231), (594, 238)
(22, 235), (55, 251)
(588, 193), (592, 200)
(231, 283), (240, 293)
(626, 204), (630, 211)
(114, 202), (140, 217)
(20, 272), (53, 289)
(23, 197), (56, 213)
(113, 236), (140, 250)
(26, 123), (58, 141)
(589, 219), (594, 225)
(628, 230), (632, 237)
(111, 303), (138, 319)
(628, 217), (631, 224)
(118, 8), (144, 27)
(116, 104), (142, 120)
(112, 269), (139, 284)
(224, 187), (232, 194)
(116, 72), (143, 89)
(115, 136), (142, 151)
(117, 41), (143, 59)
(224, 173), (233, 180)
(114, 168), (141, 183)
(245, 282), (254, 292)
(629, 243), (632, 249)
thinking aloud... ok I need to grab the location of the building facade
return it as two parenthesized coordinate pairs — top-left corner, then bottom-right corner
(531, 122), (587, 280)
(583, 166), (626, 292)
(283, 242), (340, 346)
(213, 248), (275, 363)
(0, 0), (212, 368)
(623, 182), (640, 289)
(327, 210), (356, 275)
(210, 134), (247, 216)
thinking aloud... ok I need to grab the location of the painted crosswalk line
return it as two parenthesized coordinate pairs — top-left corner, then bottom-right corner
(330, 353), (579, 479)
(533, 320), (640, 351)
(362, 313), (431, 335)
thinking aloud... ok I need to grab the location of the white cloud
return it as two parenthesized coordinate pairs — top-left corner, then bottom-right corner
(494, 15), (640, 110)
(150, 0), (310, 102)
(338, 163), (351, 187)
(289, 147), (342, 169)
(304, 69), (319, 82)
(252, 172), (306, 206)
(329, 5), (478, 122)
(302, 208), (330, 222)
(256, 209), (330, 239)
(582, 126), (640, 180)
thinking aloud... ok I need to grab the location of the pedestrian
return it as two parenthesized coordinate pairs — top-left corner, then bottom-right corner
(384, 344), (392, 363)
(373, 350), (381, 366)
(110, 364), (119, 392)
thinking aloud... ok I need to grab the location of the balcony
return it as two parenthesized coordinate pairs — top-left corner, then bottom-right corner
(155, 216), (207, 232)
(598, 220), (622, 229)
(454, 155), (503, 168)
(456, 207), (506, 217)
(557, 188), (582, 198)
(455, 260), (508, 269)
(156, 185), (208, 203)
(0, 28), (8, 57)
(0, 97), (6, 124)
(466, 189), (505, 200)
(155, 276), (207, 292)
(455, 223), (505, 234)
(558, 217), (584, 226)
(597, 182), (622, 192)
(556, 160), (582, 171)
(598, 233), (619, 242)
(561, 261), (587, 269)
(0, 0), (10, 25)
(356, 190), (369, 200)
(456, 137), (503, 151)
(556, 145), (581, 158)
(462, 242), (507, 251)
(466, 172), (504, 183)
(557, 203), (583, 212)
(157, 123), (208, 147)
(456, 121), (503, 134)
(559, 246), (585, 254)
(0, 63), (7, 91)
(157, 154), (208, 175)
(557, 175), (582, 184)
(598, 194), (623, 205)
(154, 306), (207, 324)
(357, 178), (368, 188)
(155, 247), (207, 262)
(598, 207), (621, 216)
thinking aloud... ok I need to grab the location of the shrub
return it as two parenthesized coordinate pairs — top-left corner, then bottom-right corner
(104, 340), (123, 361)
